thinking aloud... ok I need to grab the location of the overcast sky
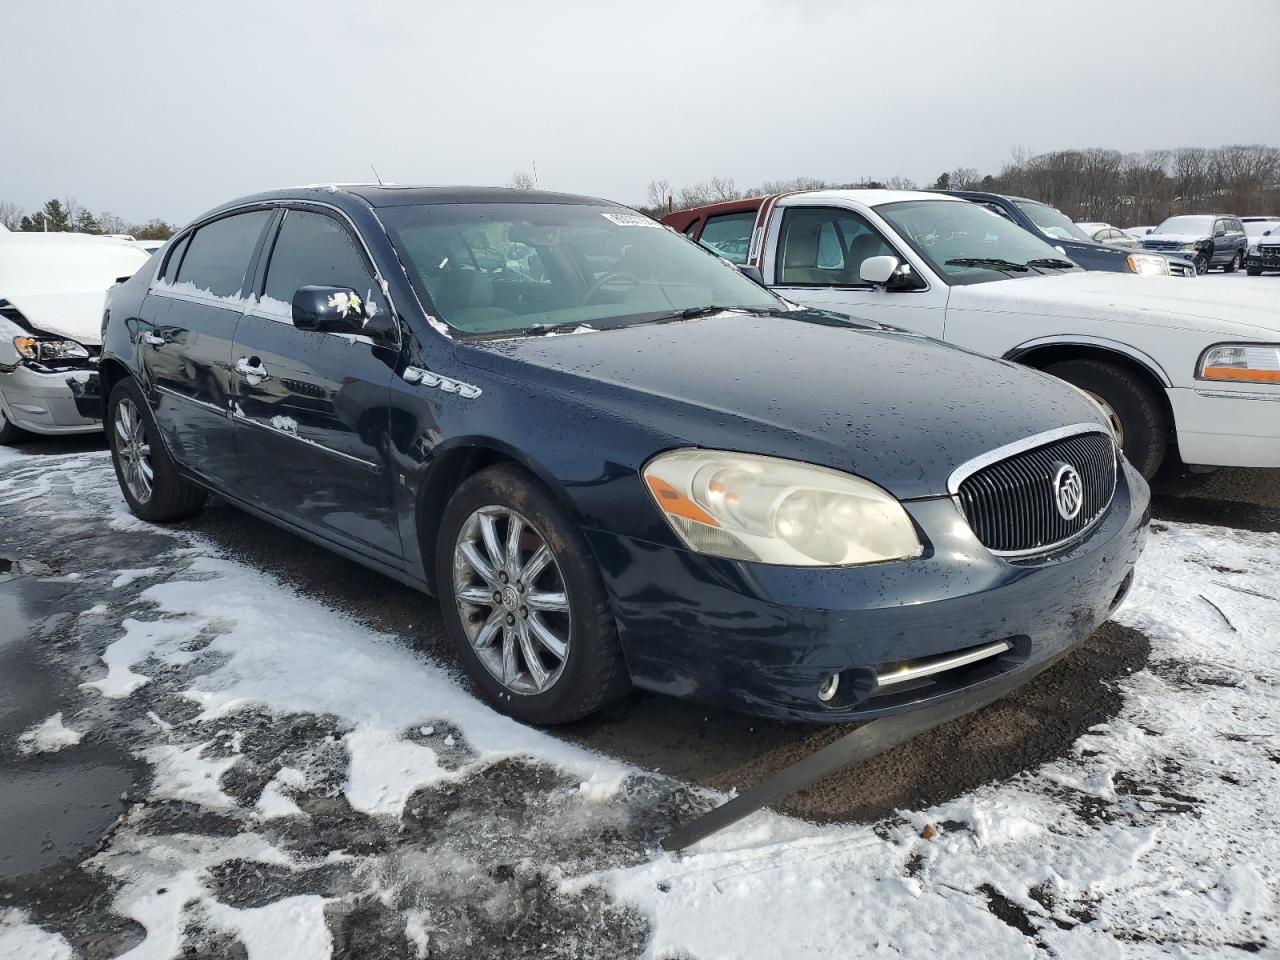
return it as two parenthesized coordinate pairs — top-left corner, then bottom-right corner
(4, 0), (1278, 225)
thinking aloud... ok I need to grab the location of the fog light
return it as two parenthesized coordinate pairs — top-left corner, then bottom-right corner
(817, 673), (840, 703)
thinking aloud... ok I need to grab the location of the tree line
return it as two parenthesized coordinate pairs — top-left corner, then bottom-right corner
(637, 144), (1280, 226)
(0, 198), (175, 240)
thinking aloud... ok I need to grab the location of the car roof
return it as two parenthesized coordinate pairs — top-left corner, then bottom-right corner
(784, 188), (963, 208)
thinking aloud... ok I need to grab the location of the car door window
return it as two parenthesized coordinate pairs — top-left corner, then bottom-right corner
(778, 207), (896, 286)
(1212, 219), (1227, 236)
(159, 232), (192, 283)
(175, 210), (271, 298)
(262, 209), (388, 321)
(697, 212), (756, 264)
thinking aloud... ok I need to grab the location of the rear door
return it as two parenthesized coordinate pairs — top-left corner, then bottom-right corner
(764, 205), (948, 338)
(139, 209), (273, 486)
(231, 206), (402, 560)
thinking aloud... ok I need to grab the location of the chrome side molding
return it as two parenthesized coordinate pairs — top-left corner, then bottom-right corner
(402, 366), (481, 399)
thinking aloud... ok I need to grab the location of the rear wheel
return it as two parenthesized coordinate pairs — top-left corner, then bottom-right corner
(436, 463), (629, 725)
(107, 379), (206, 522)
(1044, 358), (1168, 480)
(0, 403), (30, 445)
(1224, 250), (1242, 273)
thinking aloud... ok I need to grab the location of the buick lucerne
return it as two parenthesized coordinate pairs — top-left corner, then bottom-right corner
(101, 186), (1150, 725)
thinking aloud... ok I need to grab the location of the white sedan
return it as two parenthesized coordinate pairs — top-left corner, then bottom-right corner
(0, 233), (151, 443)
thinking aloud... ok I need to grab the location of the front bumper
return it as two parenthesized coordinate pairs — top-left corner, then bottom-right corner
(1246, 248), (1280, 271)
(1169, 385), (1280, 468)
(0, 363), (103, 435)
(588, 460), (1150, 723)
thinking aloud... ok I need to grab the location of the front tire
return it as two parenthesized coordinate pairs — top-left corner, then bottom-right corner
(435, 464), (629, 725)
(1044, 358), (1169, 480)
(1193, 252), (1209, 274)
(107, 379), (206, 522)
(1224, 250), (1242, 273)
(0, 402), (30, 446)
(1246, 265), (1263, 277)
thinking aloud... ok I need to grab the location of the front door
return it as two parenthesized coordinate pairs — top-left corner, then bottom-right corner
(139, 209), (273, 486)
(764, 205), (948, 339)
(232, 207), (403, 560)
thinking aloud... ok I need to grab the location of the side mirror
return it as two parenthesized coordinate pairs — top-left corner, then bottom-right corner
(736, 264), (766, 286)
(859, 255), (899, 285)
(292, 285), (368, 333)
(1214, 230), (1226, 238)
(1264, 229), (1272, 236)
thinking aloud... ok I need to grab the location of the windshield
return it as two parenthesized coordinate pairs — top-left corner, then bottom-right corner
(1154, 215), (1213, 236)
(1013, 200), (1093, 242)
(379, 203), (780, 336)
(876, 199), (1079, 285)
(1244, 221), (1279, 239)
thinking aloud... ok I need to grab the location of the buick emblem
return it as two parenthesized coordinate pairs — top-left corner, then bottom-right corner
(1052, 463), (1084, 520)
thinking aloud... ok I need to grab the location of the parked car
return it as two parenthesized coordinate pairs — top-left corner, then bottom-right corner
(0, 233), (150, 443)
(1245, 221), (1280, 276)
(664, 190), (1280, 479)
(938, 191), (1194, 276)
(1124, 226), (1155, 240)
(101, 185), (1149, 727)
(1140, 215), (1248, 274)
(1077, 222), (1140, 249)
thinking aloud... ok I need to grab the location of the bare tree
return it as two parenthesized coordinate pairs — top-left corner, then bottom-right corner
(510, 171), (536, 190)
(0, 201), (23, 231)
(646, 179), (673, 213)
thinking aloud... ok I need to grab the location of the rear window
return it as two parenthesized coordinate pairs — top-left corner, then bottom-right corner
(697, 212), (756, 264)
(160, 233), (191, 283)
(175, 210), (270, 298)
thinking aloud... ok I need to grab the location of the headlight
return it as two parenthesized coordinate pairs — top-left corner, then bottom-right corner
(1198, 343), (1280, 384)
(13, 336), (90, 362)
(642, 449), (923, 566)
(1180, 242), (1201, 251)
(1126, 253), (1170, 276)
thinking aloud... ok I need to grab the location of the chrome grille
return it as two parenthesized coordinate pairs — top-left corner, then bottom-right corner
(1260, 245), (1280, 266)
(1167, 259), (1195, 277)
(955, 429), (1117, 556)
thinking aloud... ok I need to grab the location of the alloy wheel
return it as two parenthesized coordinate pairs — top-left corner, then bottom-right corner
(1085, 389), (1125, 449)
(114, 397), (154, 503)
(452, 505), (571, 695)
(1193, 254), (1209, 274)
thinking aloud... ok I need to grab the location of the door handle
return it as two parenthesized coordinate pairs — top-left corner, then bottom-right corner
(236, 357), (270, 381)
(142, 332), (165, 346)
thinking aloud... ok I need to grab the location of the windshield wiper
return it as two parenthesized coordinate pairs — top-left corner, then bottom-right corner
(654, 304), (783, 323)
(1024, 258), (1077, 270)
(943, 257), (1030, 273)
(517, 321), (596, 337)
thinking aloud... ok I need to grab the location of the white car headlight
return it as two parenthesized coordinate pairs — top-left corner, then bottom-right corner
(643, 449), (923, 566)
(1126, 253), (1170, 276)
(13, 336), (90, 362)
(1198, 343), (1280, 384)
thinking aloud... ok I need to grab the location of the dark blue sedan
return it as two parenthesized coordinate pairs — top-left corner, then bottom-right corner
(100, 186), (1149, 725)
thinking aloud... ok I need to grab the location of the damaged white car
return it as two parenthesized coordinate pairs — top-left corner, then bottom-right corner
(0, 233), (150, 443)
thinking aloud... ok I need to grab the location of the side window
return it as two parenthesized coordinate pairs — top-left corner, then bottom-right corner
(262, 209), (387, 317)
(682, 218), (701, 238)
(1212, 219), (1226, 236)
(160, 232), (192, 283)
(176, 210), (271, 299)
(777, 207), (896, 286)
(697, 212), (757, 264)
(980, 202), (1017, 225)
(1230, 219), (1245, 235)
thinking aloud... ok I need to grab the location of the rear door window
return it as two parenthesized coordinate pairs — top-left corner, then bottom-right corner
(262, 209), (386, 317)
(160, 233), (192, 283)
(697, 212), (757, 264)
(176, 210), (271, 298)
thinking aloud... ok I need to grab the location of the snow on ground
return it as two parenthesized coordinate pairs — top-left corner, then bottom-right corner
(0, 450), (1277, 958)
(16, 712), (83, 754)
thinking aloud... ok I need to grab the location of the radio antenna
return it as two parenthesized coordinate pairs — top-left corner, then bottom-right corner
(370, 163), (384, 186)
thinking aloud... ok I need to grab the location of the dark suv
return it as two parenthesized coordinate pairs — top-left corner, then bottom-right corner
(1140, 215), (1249, 274)
(941, 191), (1194, 277)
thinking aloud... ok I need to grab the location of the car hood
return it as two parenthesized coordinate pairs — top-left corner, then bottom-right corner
(1141, 233), (1207, 245)
(948, 271), (1280, 339)
(1, 291), (109, 345)
(460, 311), (1105, 500)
